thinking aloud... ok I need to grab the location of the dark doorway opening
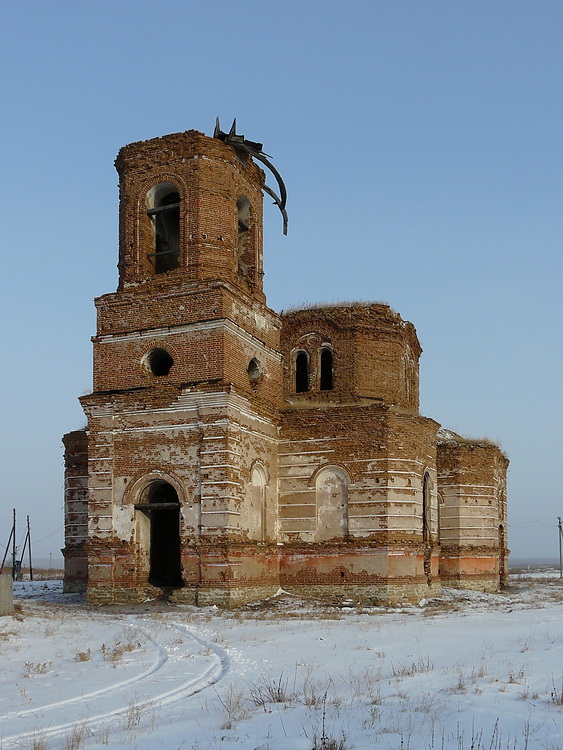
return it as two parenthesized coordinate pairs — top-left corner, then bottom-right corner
(137, 481), (183, 588)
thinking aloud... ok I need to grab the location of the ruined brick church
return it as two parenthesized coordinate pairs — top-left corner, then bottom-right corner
(63, 125), (508, 605)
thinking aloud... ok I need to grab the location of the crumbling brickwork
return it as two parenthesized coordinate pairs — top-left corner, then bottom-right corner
(63, 128), (508, 606)
(62, 430), (88, 592)
(437, 433), (509, 590)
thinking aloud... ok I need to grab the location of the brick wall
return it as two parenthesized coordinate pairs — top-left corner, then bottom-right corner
(437, 434), (509, 588)
(62, 430), (88, 592)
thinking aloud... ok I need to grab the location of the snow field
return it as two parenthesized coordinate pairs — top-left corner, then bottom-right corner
(1, 573), (563, 749)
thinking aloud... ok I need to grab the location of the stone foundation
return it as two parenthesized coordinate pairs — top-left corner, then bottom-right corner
(194, 584), (281, 608)
(63, 543), (88, 593)
(440, 576), (502, 593)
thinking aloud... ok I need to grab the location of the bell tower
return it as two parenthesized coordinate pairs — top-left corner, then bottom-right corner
(115, 129), (267, 300)
(80, 128), (284, 606)
(91, 128), (283, 403)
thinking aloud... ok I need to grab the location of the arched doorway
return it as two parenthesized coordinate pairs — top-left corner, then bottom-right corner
(135, 480), (183, 588)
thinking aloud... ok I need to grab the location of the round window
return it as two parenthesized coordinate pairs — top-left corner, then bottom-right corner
(142, 348), (174, 376)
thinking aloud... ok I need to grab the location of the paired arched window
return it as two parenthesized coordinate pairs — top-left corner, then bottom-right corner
(146, 183), (180, 273)
(294, 345), (333, 393)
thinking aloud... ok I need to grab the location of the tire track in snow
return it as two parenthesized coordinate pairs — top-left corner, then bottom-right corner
(0, 624), (168, 721)
(1, 621), (230, 748)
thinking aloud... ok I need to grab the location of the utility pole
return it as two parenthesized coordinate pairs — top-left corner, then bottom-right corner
(20, 516), (33, 581)
(11, 509), (16, 580)
(27, 516), (33, 581)
(559, 517), (562, 580)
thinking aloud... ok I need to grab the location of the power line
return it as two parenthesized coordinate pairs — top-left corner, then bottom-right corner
(34, 525), (63, 544)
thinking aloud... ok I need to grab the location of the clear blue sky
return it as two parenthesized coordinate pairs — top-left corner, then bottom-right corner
(1, 1), (562, 563)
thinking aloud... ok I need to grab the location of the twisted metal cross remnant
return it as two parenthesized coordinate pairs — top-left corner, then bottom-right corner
(214, 118), (288, 235)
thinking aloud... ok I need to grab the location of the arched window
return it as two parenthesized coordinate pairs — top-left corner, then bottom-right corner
(403, 354), (411, 402)
(422, 472), (431, 541)
(320, 347), (333, 390)
(237, 196), (253, 279)
(437, 491), (444, 542)
(316, 467), (349, 541)
(295, 351), (309, 393)
(247, 357), (262, 385)
(146, 183), (180, 273)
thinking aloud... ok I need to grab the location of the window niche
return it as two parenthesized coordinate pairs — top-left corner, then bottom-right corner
(316, 467), (349, 541)
(146, 183), (181, 273)
(251, 464), (268, 542)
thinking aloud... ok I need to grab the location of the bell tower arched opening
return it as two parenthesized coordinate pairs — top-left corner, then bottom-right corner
(236, 195), (254, 281)
(146, 183), (180, 274)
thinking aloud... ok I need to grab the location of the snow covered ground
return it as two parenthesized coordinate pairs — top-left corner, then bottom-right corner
(3, 571), (563, 750)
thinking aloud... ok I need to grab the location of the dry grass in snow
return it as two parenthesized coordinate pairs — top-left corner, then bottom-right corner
(1, 570), (563, 749)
